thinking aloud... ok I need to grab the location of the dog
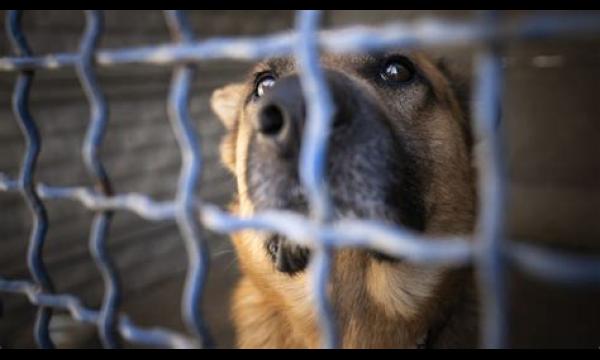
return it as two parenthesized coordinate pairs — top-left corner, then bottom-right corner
(210, 49), (479, 348)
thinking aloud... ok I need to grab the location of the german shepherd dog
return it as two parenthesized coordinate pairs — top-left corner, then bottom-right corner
(210, 50), (478, 348)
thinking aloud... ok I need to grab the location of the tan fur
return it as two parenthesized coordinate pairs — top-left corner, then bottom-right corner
(212, 51), (478, 348)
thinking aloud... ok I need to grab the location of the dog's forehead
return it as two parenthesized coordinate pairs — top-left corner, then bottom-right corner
(251, 50), (419, 75)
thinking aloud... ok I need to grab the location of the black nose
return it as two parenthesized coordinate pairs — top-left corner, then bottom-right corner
(255, 76), (305, 158)
(255, 74), (349, 157)
(257, 104), (286, 136)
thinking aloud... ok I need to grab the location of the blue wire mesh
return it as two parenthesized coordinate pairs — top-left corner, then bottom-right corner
(1, 9), (600, 349)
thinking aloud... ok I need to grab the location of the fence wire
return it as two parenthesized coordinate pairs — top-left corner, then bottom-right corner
(1, 9), (600, 349)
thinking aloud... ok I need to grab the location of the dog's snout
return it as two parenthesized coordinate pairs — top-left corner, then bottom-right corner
(255, 73), (353, 157)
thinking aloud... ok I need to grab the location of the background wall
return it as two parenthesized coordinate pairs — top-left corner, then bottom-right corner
(0, 10), (598, 348)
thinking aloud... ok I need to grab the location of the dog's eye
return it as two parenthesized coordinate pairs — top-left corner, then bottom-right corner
(380, 58), (414, 83)
(255, 74), (276, 98)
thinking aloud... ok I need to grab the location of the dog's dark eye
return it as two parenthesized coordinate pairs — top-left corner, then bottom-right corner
(380, 58), (414, 83)
(255, 74), (276, 98)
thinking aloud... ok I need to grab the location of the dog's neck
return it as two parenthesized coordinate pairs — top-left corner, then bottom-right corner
(421, 269), (479, 348)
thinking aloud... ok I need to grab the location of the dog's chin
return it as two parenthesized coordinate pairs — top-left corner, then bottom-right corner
(262, 201), (401, 276)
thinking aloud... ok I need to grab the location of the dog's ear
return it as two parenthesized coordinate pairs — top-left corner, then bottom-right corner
(211, 83), (245, 130)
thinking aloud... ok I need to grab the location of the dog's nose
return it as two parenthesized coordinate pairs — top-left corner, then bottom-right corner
(255, 76), (305, 158)
(255, 74), (349, 157)
(257, 104), (286, 136)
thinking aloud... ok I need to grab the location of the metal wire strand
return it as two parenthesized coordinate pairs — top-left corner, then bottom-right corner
(75, 10), (122, 349)
(6, 9), (56, 349)
(3, 13), (600, 71)
(472, 11), (508, 349)
(163, 9), (213, 348)
(295, 10), (338, 348)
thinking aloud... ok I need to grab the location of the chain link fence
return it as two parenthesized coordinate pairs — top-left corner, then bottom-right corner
(1, 9), (600, 349)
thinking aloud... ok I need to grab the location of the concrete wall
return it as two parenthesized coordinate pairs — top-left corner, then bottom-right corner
(0, 10), (599, 348)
